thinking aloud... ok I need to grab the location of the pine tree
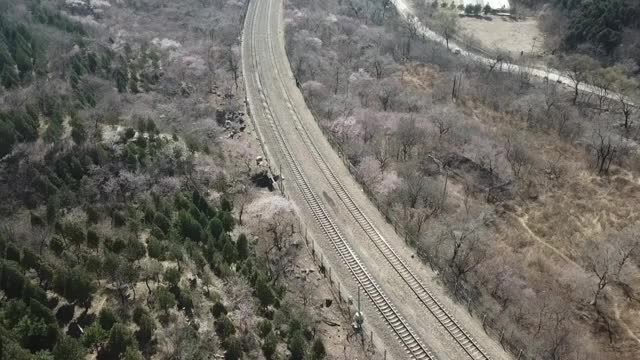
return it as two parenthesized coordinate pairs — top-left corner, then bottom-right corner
(1, 65), (19, 89)
(0, 118), (16, 157)
(0, 32), (15, 68)
(14, 32), (33, 80)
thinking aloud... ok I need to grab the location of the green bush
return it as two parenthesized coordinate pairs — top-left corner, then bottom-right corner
(220, 211), (235, 232)
(223, 336), (242, 360)
(82, 322), (107, 351)
(211, 301), (227, 318)
(147, 236), (164, 259)
(236, 233), (249, 260)
(215, 315), (235, 340)
(49, 236), (65, 255)
(208, 218), (223, 239)
(262, 332), (278, 360)
(134, 314), (156, 346)
(311, 338), (326, 360)
(164, 267), (181, 287)
(288, 331), (306, 360)
(1, 261), (25, 298)
(98, 308), (118, 331)
(155, 286), (176, 314)
(257, 319), (272, 338)
(87, 228), (100, 249)
(106, 323), (134, 359)
(153, 213), (171, 234)
(255, 276), (275, 308)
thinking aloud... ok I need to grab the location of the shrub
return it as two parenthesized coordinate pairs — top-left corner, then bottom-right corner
(98, 308), (118, 331)
(55, 303), (75, 325)
(82, 322), (107, 351)
(86, 206), (100, 224)
(6, 244), (20, 262)
(311, 338), (326, 360)
(255, 276), (275, 308)
(105, 323), (134, 358)
(134, 314), (156, 346)
(153, 213), (171, 234)
(220, 211), (235, 232)
(49, 236), (65, 255)
(222, 241), (237, 264)
(155, 286), (176, 314)
(20, 248), (40, 271)
(1, 261), (25, 298)
(236, 233), (249, 260)
(215, 315), (235, 340)
(288, 331), (306, 360)
(87, 228), (100, 249)
(257, 319), (272, 338)
(211, 301), (227, 318)
(53, 335), (86, 360)
(113, 211), (126, 227)
(208, 218), (223, 239)
(164, 267), (181, 287)
(223, 336), (242, 360)
(147, 237), (164, 259)
(262, 332), (278, 360)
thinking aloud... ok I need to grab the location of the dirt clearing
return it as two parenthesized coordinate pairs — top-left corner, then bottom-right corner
(459, 16), (542, 56)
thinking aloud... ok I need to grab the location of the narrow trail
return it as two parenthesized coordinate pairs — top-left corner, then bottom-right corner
(509, 208), (640, 345)
(508, 210), (582, 270)
(613, 300), (640, 346)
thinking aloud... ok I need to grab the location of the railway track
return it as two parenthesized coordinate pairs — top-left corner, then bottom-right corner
(243, 0), (435, 359)
(259, 0), (493, 359)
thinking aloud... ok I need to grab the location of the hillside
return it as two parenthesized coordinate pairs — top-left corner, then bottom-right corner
(0, 1), (362, 359)
(286, 0), (640, 358)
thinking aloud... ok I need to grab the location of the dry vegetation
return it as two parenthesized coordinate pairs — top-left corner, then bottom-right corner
(285, 0), (640, 358)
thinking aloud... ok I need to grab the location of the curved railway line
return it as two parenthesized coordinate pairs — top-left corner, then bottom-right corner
(243, 0), (499, 358)
(243, 0), (434, 359)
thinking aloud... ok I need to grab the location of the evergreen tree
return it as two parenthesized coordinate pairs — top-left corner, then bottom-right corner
(106, 323), (134, 359)
(223, 336), (242, 360)
(288, 331), (306, 360)
(236, 233), (249, 260)
(208, 218), (224, 239)
(262, 332), (277, 360)
(53, 335), (86, 360)
(155, 286), (176, 315)
(14, 32), (33, 80)
(0, 32), (15, 69)
(255, 276), (275, 308)
(1, 65), (19, 89)
(311, 338), (326, 360)
(0, 118), (16, 157)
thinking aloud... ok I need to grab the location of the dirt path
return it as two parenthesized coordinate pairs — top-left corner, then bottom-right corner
(613, 299), (640, 346)
(509, 210), (582, 270)
(510, 207), (640, 346)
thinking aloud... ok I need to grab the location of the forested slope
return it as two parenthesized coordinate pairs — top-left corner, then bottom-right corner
(0, 1), (334, 359)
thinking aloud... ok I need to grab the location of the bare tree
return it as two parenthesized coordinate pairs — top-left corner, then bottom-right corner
(562, 54), (598, 105)
(503, 137), (531, 179)
(396, 116), (423, 161)
(432, 9), (459, 50)
(246, 195), (299, 282)
(376, 77), (402, 111)
(612, 75), (638, 130)
(590, 127), (617, 175)
(440, 217), (489, 296)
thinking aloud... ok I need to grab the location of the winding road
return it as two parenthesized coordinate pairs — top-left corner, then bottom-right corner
(393, 0), (634, 104)
(241, 0), (512, 358)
